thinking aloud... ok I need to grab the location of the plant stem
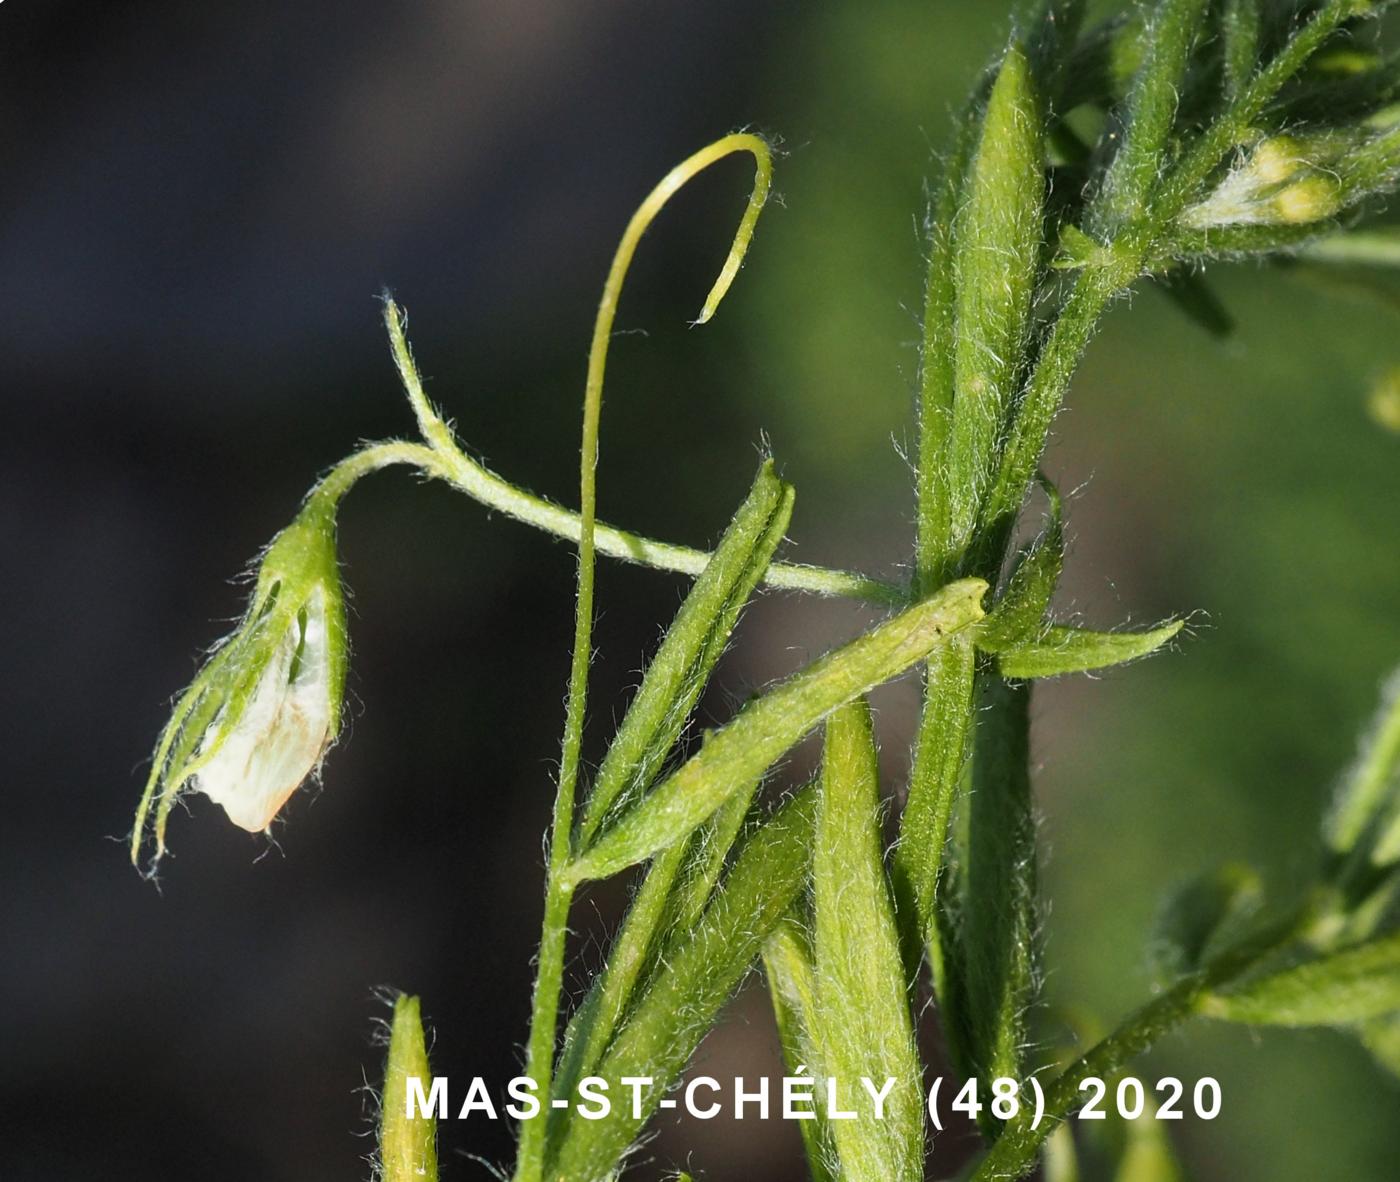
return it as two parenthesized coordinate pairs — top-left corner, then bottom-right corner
(312, 439), (436, 504)
(514, 133), (777, 1182)
(969, 908), (1310, 1181)
(380, 303), (903, 604)
(984, 265), (1126, 536)
(1302, 228), (1400, 267)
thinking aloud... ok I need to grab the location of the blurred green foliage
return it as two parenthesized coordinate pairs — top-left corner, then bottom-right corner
(726, 2), (1400, 1178)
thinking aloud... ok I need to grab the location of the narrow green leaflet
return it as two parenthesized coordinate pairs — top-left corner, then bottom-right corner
(977, 482), (1064, 652)
(1204, 930), (1400, 1026)
(664, 771), (760, 934)
(763, 919), (838, 1182)
(548, 788), (817, 1181)
(894, 639), (977, 992)
(569, 579), (987, 883)
(547, 837), (690, 1146)
(917, 99), (982, 583)
(948, 43), (1046, 558)
(578, 460), (794, 843)
(1302, 227), (1400, 268)
(1220, 0), (1261, 103)
(1150, 863), (1263, 981)
(962, 672), (1037, 1133)
(993, 620), (1182, 679)
(378, 995), (438, 1182)
(1091, 0), (1209, 233)
(550, 771), (760, 1134)
(1016, 0), (1089, 94)
(1158, 269), (1236, 338)
(1325, 666), (1400, 865)
(1056, 9), (1146, 113)
(813, 699), (924, 1182)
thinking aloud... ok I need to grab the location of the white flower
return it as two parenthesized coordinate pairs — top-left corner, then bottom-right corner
(194, 588), (336, 832)
(132, 491), (348, 871)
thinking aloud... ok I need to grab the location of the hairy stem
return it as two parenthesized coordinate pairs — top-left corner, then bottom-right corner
(515, 133), (776, 1182)
(970, 908), (1310, 1180)
(381, 302), (902, 604)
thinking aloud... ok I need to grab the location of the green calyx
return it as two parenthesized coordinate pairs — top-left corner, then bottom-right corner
(130, 488), (347, 872)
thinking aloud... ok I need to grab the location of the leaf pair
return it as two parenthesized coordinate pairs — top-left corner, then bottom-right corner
(542, 461), (984, 1176)
(569, 578), (988, 883)
(978, 480), (1184, 679)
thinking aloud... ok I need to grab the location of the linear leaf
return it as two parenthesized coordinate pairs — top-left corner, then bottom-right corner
(1043, 1124), (1081, 1182)
(1017, 0), (1089, 93)
(664, 771), (760, 934)
(550, 769), (762, 1139)
(1302, 228), (1400, 267)
(548, 787), (817, 1181)
(1091, 0), (1210, 233)
(1220, 0), (1261, 103)
(1356, 1011), (1400, 1080)
(813, 699), (924, 1182)
(578, 460), (793, 843)
(763, 919), (837, 1182)
(978, 482), (1064, 652)
(918, 94), (983, 583)
(1205, 930), (1400, 1026)
(962, 671), (1037, 1136)
(995, 620), (1182, 679)
(1158, 269), (1236, 338)
(378, 995), (438, 1182)
(1113, 1112), (1186, 1182)
(1325, 665), (1400, 864)
(948, 43), (1047, 557)
(569, 579), (987, 882)
(894, 638), (977, 993)
(547, 837), (690, 1148)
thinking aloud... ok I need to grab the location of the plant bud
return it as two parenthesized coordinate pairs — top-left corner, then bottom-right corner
(1270, 173), (1343, 224)
(1325, 666), (1400, 870)
(1180, 134), (1339, 228)
(1182, 123), (1400, 232)
(131, 491), (348, 868)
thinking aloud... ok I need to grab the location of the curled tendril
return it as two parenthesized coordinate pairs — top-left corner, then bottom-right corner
(583, 131), (773, 509)
(378, 138), (896, 605)
(515, 132), (776, 1182)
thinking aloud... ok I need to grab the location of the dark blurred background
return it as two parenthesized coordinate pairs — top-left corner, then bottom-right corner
(4, 1), (1400, 1179)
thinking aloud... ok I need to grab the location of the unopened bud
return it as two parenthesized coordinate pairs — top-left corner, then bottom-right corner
(1270, 174), (1343, 224)
(1251, 135), (1307, 185)
(131, 490), (348, 870)
(1182, 134), (1348, 230)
